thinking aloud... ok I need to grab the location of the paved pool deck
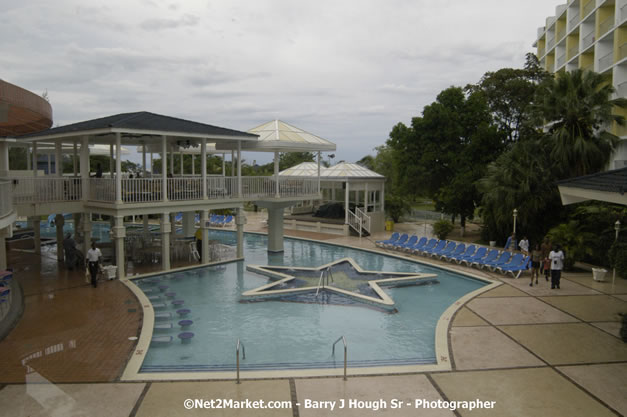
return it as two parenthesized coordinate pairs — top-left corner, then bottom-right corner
(0, 218), (626, 417)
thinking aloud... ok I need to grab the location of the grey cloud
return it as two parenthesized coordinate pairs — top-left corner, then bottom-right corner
(139, 14), (199, 31)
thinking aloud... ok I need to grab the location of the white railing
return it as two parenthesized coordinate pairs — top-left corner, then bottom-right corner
(278, 177), (319, 198)
(620, 43), (627, 61)
(207, 176), (233, 199)
(582, 0), (595, 18)
(569, 13), (579, 30)
(599, 15), (614, 37)
(568, 45), (579, 60)
(347, 209), (362, 236)
(556, 27), (565, 42)
(240, 176), (277, 198)
(599, 51), (614, 72)
(547, 36), (555, 49)
(622, 4), (627, 22)
(89, 178), (115, 202)
(618, 82), (627, 97)
(582, 31), (595, 50)
(0, 180), (12, 218)
(11, 177), (82, 204)
(355, 207), (371, 233)
(167, 177), (203, 201)
(123, 178), (163, 203)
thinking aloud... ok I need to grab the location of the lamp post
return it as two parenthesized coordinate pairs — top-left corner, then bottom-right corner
(513, 208), (518, 234)
(613, 220), (621, 286)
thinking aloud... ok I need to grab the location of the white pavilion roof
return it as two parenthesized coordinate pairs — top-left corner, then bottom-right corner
(279, 162), (320, 176)
(215, 120), (336, 152)
(321, 162), (384, 179)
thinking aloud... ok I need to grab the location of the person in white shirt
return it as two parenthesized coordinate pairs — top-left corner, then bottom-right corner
(548, 245), (565, 289)
(86, 242), (102, 288)
(519, 236), (530, 254)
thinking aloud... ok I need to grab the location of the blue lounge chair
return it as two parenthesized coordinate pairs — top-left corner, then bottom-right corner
(376, 232), (399, 247)
(482, 251), (512, 270)
(422, 240), (447, 256)
(385, 233), (408, 248)
(221, 215), (233, 227)
(470, 248), (498, 267)
(460, 246), (486, 265)
(416, 238), (438, 255)
(498, 256), (531, 278)
(431, 241), (456, 258)
(405, 237), (427, 252)
(493, 253), (524, 272)
(441, 243), (465, 261)
(449, 244), (475, 263)
(394, 235), (417, 250)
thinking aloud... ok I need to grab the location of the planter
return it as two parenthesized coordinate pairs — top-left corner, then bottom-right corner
(592, 268), (608, 282)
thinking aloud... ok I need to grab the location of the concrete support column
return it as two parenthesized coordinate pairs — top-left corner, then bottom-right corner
(80, 136), (89, 202)
(191, 154), (195, 176)
(161, 212), (171, 271)
(182, 212), (195, 238)
(381, 182), (385, 213)
(47, 154), (51, 176)
(365, 182), (369, 212)
(201, 210), (209, 263)
(109, 144), (114, 177)
(267, 207), (284, 253)
(55, 142), (63, 176)
(55, 214), (65, 262)
(141, 142), (147, 177)
(113, 215), (126, 279)
(143, 214), (150, 237)
(274, 151), (280, 198)
(0, 141), (10, 177)
(82, 214), (92, 256)
(169, 149), (174, 177)
(180, 151), (184, 175)
(26, 144), (31, 171)
(317, 151), (321, 195)
(201, 138), (207, 199)
(161, 136), (168, 202)
(222, 153), (226, 176)
(115, 133), (122, 203)
(150, 152), (153, 175)
(237, 142), (242, 198)
(236, 208), (246, 258)
(32, 217), (41, 254)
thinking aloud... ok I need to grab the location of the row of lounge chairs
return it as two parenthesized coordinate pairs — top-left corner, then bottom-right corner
(375, 233), (530, 278)
(208, 214), (233, 227)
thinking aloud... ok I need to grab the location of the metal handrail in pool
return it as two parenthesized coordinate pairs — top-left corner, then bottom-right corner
(332, 336), (348, 380)
(236, 339), (246, 384)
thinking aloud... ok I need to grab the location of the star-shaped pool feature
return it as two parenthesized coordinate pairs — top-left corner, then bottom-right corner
(243, 258), (438, 312)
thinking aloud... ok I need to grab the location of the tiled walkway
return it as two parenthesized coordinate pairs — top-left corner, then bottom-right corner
(0, 224), (626, 416)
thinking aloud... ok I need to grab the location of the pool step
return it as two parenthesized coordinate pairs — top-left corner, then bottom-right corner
(148, 295), (161, 301)
(154, 322), (173, 330)
(155, 312), (172, 320)
(151, 336), (173, 344)
(152, 302), (167, 309)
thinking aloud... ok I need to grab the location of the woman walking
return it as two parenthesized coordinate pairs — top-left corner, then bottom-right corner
(530, 243), (542, 286)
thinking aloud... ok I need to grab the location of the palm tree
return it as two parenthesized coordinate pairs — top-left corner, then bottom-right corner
(534, 69), (627, 178)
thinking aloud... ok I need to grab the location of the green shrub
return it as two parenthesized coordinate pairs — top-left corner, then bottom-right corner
(433, 219), (454, 240)
(385, 194), (410, 223)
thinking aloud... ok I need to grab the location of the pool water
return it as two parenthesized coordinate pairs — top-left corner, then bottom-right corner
(137, 231), (486, 372)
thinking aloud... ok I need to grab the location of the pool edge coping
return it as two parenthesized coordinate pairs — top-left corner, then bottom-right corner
(119, 231), (500, 381)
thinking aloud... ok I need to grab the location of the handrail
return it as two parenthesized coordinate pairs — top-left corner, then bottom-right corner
(331, 336), (347, 380)
(315, 270), (325, 296)
(355, 207), (371, 233)
(236, 339), (246, 384)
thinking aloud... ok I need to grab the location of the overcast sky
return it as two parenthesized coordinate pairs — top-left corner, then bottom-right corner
(1, 0), (559, 165)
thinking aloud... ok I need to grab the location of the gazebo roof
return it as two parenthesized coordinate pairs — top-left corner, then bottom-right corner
(279, 162), (320, 176)
(216, 120), (336, 152)
(321, 162), (384, 179)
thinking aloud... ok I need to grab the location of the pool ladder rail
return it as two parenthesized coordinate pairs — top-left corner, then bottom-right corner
(236, 339), (246, 384)
(315, 267), (334, 297)
(332, 335), (348, 380)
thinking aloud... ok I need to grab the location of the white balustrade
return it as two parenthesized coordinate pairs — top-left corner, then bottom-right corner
(599, 51), (614, 72)
(10, 177), (82, 204)
(355, 207), (371, 233)
(89, 178), (115, 202)
(167, 177), (203, 201)
(582, 31), (595, 50)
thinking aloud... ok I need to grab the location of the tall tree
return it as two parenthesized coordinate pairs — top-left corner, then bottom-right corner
(534, 69), (627, 178)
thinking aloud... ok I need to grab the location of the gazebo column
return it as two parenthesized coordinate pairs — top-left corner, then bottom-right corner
(115, 133), (122, 203)
(222, 153), (226, 176)
(109, 144), (114, 178)
(182, 212), (195, 238)
(32, 217), (41, 254)
(236, 208), (246, 258)
(0, 140), (9, 177)
(0, 228), (8, 270)
(274, 151), (280, 198)
(365, 182), (369, 212)
(344, 181), (350, 224)
(55, 214), (64, 263)
(72, 141), (78, 176)
(258, 201), (291, 253)
(80, 136), (89, 202)
(161, 136), (168, 201)
(180, 151), (184, 175)
(237, 142), (242, 198)
(169, 148), (174, 177)
(317, 151), (321, 194)
(26, 144), (31, 171)
(191, 154), (195, 176)
(141, 142), (147, 176)
(113, 215), (126, 279)
(201, 210), (209, 263)
(161, 212), (171, 271)
(231, 151), (234, 176)
(32, 142), (38, 177)
(381, 181), (385, 213)
(150, 152), (154, 175)
(47, 154), (51, 175)
(201, 138), (207, 199)
(55, 142), (62, 176)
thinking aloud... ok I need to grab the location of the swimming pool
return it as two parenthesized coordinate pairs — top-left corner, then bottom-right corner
(135, 231), (487, 373)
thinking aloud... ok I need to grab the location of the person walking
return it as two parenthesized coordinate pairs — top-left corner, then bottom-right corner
(86, 242), (102, 288)
(540, 238), (551, 277)
(530, 243), (542, 286)
(519, 236), (530, 255)
(549, 245), (565, 290)
(195, 227), (203, 263)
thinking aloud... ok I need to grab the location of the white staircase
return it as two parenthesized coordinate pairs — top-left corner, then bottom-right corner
(347, 207), (371, 237)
